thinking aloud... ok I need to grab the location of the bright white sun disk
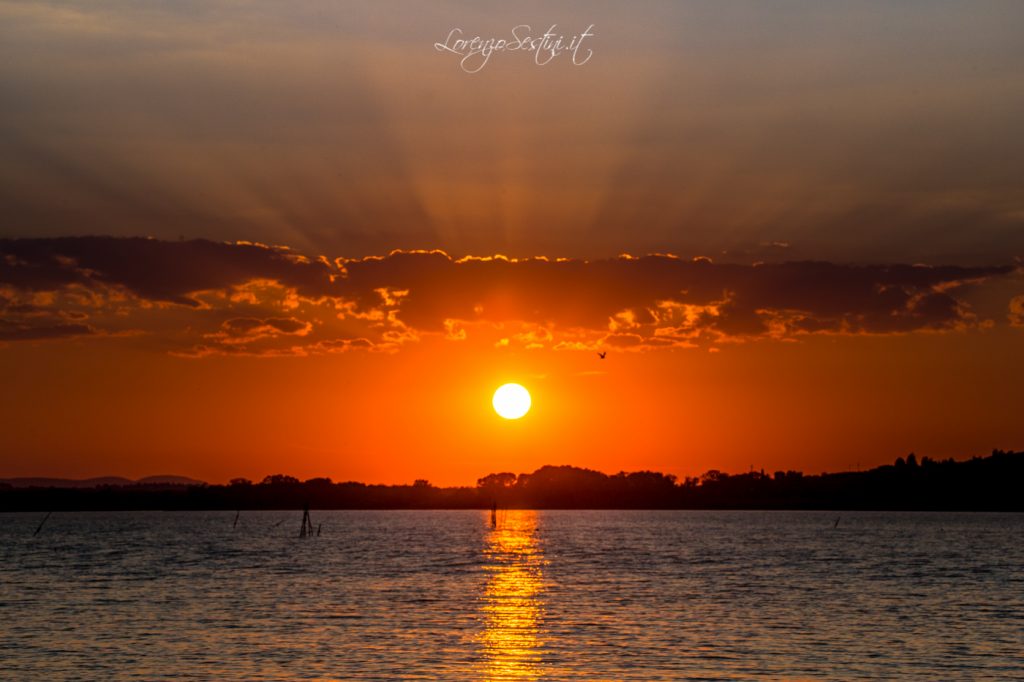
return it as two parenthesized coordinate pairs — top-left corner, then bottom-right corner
(493, 383), (531, 419)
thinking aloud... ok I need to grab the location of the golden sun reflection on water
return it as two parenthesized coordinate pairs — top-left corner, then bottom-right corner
(479, 510), (546, 681)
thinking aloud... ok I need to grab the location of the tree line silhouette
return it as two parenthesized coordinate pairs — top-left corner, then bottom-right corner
(2, 450), (1022, 511)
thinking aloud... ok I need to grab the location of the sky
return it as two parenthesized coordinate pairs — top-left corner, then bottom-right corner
(1, 1), (1023, 485)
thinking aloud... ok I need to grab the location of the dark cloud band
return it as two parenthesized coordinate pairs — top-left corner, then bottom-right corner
(0, 237), (1016, 353)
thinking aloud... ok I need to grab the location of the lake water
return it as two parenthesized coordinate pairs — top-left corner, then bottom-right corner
(1, 510), (1022, 680)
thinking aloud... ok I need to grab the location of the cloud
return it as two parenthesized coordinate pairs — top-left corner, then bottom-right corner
(0, 237), (335, 306)
(0, 237), (1018, 354)
(1010, 295), (1024, 327)
(209, 316), (312, 344)
(0, 320), (94, 341)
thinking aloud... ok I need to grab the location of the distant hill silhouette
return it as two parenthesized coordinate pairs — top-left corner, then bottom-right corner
(1, 451), (1022, 511)
(0, 475), (204, 489)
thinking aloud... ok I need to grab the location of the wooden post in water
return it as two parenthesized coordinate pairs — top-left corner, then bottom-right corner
(490, 501), (498, 528)
(233, 510), (240, 529)
(299, 505), (315, 538)
(33, 511), (52, 537)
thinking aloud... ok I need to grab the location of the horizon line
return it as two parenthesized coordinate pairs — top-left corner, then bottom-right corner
(2, 449), (1016, 489)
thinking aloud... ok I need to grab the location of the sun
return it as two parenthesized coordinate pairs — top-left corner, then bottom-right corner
(493, 383), (531, 420)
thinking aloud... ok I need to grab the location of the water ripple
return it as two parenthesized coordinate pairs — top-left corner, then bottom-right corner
(1, 510), (1022, 680)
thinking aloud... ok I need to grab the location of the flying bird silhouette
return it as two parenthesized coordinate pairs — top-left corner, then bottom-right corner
(598, 351), (607, 359)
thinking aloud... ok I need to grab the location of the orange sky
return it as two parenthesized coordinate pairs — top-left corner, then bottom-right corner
(1, 244), (1022, 485)
(1, 324), (1022, 486)
(2, 3), (1024, 484)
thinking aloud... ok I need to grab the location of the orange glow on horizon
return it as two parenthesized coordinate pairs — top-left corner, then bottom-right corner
(1, 325), (1023, 486)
